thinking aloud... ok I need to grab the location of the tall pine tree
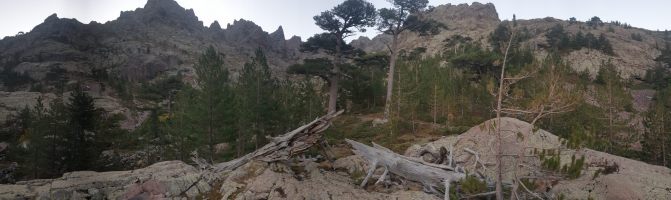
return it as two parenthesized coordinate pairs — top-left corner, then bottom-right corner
(193, 46), (235, 162)
(236, 49), (279, 152)
(65, 87), (99, 171)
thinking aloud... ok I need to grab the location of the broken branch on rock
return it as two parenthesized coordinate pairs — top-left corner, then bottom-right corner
(346, 139), (466, 199)
(214, 110), (343, 172)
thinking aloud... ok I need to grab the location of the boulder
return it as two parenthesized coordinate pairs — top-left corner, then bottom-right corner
(0, 161), (209, 199)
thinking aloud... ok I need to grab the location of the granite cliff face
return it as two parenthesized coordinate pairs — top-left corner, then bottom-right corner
(351, 2), (500, 54)
(0, 0), (300, 85)
(351, 2), (664, 79)
(0, 0), (303, 125)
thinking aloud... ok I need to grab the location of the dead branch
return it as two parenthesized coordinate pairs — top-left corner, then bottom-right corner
(347, 139), (466, 200)
(214, 110), (344, 172)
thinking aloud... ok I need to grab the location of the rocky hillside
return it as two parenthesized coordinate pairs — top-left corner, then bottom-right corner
(0, 0), (301, 81)
(351, 2), (664, 79)
(0, 0), (302, 124)
(406, 118), (671, 199)
(2, 117), (668, 199)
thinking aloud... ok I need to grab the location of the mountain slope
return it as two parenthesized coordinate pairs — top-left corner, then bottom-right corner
(0, 0), (301, 85)
(0, 0), (303, 124)
(351, 2), (665, 79)
(1, 117), (669, 199)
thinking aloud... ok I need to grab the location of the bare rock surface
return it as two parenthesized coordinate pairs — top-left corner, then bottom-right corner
(351, 3), (663, 79)
(406, 117), (561, 181)
(0, 117), (668, 199)
(552, 149), (671, 200)
(218, 160), (439, 200)
(0, 91), (57, 122)
(406, 117), (671, 200)
(352, 2), (500, 55)
(0, 161), (210, 199)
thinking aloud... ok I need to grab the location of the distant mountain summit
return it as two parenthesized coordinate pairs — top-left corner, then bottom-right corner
(352, 2), (664, 79)
(0, 0), (301, 88)
(0, 0), (303, 124)
(0, 0), (667, 123)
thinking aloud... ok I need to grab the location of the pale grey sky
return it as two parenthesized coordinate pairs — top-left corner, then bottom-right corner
(1, 0), (670, 41)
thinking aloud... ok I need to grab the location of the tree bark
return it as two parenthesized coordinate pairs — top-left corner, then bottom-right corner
(208, 95), (214, 163)
(327, 34), (343, 114)
(328, 75), (339, 114)
(495, 29), (516, 200)
(383, 33), (399, 120)
(346, 139), (465, 199)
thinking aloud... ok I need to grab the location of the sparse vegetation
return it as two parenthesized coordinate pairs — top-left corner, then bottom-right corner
(2, 1), (671, 199)
(546, 23), (614, 55)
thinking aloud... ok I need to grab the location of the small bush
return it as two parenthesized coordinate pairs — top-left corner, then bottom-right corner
(592, 169), (602, 180)
(631, 33), (643, 41)
(459, 175), (487, 195)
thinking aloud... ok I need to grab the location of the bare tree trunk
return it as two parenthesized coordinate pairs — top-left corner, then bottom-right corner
(328, 76), (339, 114)
(327, 35), (343, 114)
(347, 139), (465, 199)
(608, 79), (613, 138)
(495, 30), (516, 200)
(255, 74), (261, 149)
(433, 81), (437, 129)
(208, 95), (214, 163)
(384, 34), (399, 121)
(663, 114), (667, 166)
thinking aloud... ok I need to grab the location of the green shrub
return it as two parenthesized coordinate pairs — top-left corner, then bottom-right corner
(459, 175), (487, 195)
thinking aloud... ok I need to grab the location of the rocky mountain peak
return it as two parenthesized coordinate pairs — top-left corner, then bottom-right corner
(429, 2), (500, 25)
(44, 13), (59, 23)
(351, 2), (501, 54)
(210, 20), (222, 30)
(287, 35), (302, 50)
(224, 19), (268, 44)
(28, 13), (87, 40)
(144, 0), (181, 10)
(226, 19), (263, 32)
(117, 0), (202, 31)
(270, 26), (285, 40)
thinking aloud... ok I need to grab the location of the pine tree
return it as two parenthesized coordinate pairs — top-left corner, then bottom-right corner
(377, 0), (444, 121)
(43, 97), (68, 177)
(310, 0), (376, 114)
(643, 87), (671, 167)
(236, 49), (279, 152)
(27, 97), (48, 178)
(65, 87), (99, 171)
(168, 86), (202, 161)
(594, 61), (631, 152)
(193, 46), (234, 162)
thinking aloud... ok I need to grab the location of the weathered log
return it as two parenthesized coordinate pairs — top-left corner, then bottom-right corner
(214, 110), (343, 172)
(346, 139), (466, 199)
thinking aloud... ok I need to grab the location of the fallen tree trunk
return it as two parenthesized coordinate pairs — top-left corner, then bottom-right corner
(213, 110), (343, 172)
(346, 139), (466, 200)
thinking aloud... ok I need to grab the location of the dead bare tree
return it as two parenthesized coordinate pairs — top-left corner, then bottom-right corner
(492, 20), (579, 199)
(501, 63), (578, 199)
(211, 110), (343, 172)
(494, 24), (516, 200)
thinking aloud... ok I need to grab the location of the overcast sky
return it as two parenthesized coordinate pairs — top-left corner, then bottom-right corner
(1, 0), (670, 41)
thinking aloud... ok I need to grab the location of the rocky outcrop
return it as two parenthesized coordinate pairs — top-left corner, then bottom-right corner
(1, 117), (669, 199)
(0, 161), (210, 199)
(552, 149), (671, 200)
(0, 0), (302, 85)
(351, 2), (501, 55)
(406, 117), (561, 182)
(0, 0), (304, 125)
(217, 160), (439, 200)
(405, 117), (671, 200)
(351, 2), (663, 79)
(0, 92), (57, 122)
